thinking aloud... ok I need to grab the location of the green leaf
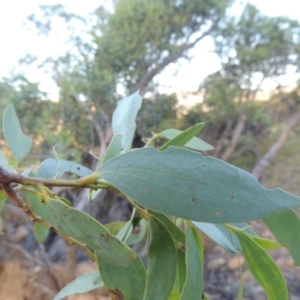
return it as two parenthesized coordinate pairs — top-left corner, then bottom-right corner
(215, 223), (258, 252)
(116, 207), (136, 242)
(26, 191), (50, 244)
(169, 289), (181, 300)
(38, 158), (92, 178)
(193, 222), (259, 253)
(150, 211), (185, 244)
(102, 134), (122, 164)
(234, 229), (288, 300)
(54, 271), (103, 300)
(3, 104), (32, 163)
(176, 248), (186, 292)
(143, 216), (177, 300)
(250, 236), (280, 250)
(0, 150), (16, 173)
(105, 221), (126, 236)
(159, 123), (205, 151)
(99, 147), (300, 223)
(193, 222), (236, 253)
(0, 191), (7, 234)
(263, 210), (300, 265)
(96, 252), (146, 300)
(161, 128), (214, 151)
(180, 224), (203, 300)
(46, 199), (136, 267)
(112, 92), (142, 152)
(126, 218), (148, 246)
(105, 219), (148, 246)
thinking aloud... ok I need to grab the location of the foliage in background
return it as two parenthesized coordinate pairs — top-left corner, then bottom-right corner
(1, 95), (300, 299)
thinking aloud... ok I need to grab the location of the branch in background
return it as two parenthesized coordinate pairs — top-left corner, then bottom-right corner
(252, 108), (300, 180)
(72, 95), (109, 160)
(134, 18), (220, 94)
(220, 113), (247, 161)
(230, 145), (260, 162)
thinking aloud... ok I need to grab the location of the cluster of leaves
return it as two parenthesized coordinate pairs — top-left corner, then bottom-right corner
(1, 93), (300, 300)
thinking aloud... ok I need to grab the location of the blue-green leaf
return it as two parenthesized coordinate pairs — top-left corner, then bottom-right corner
(0, 150), (15, 173)
(176, 248), (186, 292)
(160, 123), (205, 151)
(116, 208), (136, 242)
(143, 216), (177, 300)
(161, 128), (214, 151)
(193, 222), (236, 253)
(150, 211), (185, 243)
(180, 224), (203, 300)
(234, 229), (288, 300)
(38, 158), (92, 178)
(3, 105), (32, 163)
(99, 147), (300, 223)
(96, 252), (146, 300)
(46, 199), (136, 267)
(54, 271), (103, 300)
(26, 191), (50, 244)
(112, 92), (142, 152)
(102, 134), (122, 164)
(126, 218), (148, 246)
(263, 210), (300, 265)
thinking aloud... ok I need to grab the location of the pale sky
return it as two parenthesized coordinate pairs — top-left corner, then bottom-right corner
(0, 0), (299, 99)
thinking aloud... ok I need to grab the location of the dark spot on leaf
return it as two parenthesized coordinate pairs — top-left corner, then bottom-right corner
(77, 167), (80, 170)
(231, 196), (234, 199)
(192, 197), (196, 202)
(215, 210), (222, 216)
(202, 164), (205, 167)
(142, 188), (146, 193)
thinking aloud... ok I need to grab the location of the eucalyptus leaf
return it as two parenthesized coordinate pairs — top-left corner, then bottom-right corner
(38, 158), (92, 178)
(106, 219), (148, 246)
(3, 105), (32, 163)
(168, 290), (181, 300)
(264, 210), (300, 265)
(96, 252), (146, 300)
(26, 191), (50, 244)
(159, 123), (205, 151)
(180, 224), (203, 300)
(176, 248), (186, 292)
(46, 199), (136, 267)
(116, 207), (136, 242)
(234, 229), (288, 300)
(161, 128), (214, 151)
(54, 271), (103, 300)
(143, 216), (177, 300)
(100, 147), (300, 223)
(150, 211), (185, 243)
(193, 222), (259, 254)
(112, 92), (142, 152)
(0, 150), (15, 173)
(102, 134), (122, 164)
(193, 222), (236, 253)
(126, 218), (148, 246)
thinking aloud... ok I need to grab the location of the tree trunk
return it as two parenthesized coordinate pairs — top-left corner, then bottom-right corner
(220, 113), (247, 161)
(251, 108), (300, 180)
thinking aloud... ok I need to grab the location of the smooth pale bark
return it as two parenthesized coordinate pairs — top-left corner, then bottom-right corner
(252, 108), (300, 180)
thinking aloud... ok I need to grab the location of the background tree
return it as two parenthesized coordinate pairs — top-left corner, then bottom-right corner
(184, 4), (300, 169)
(26, 0), (232, 160)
